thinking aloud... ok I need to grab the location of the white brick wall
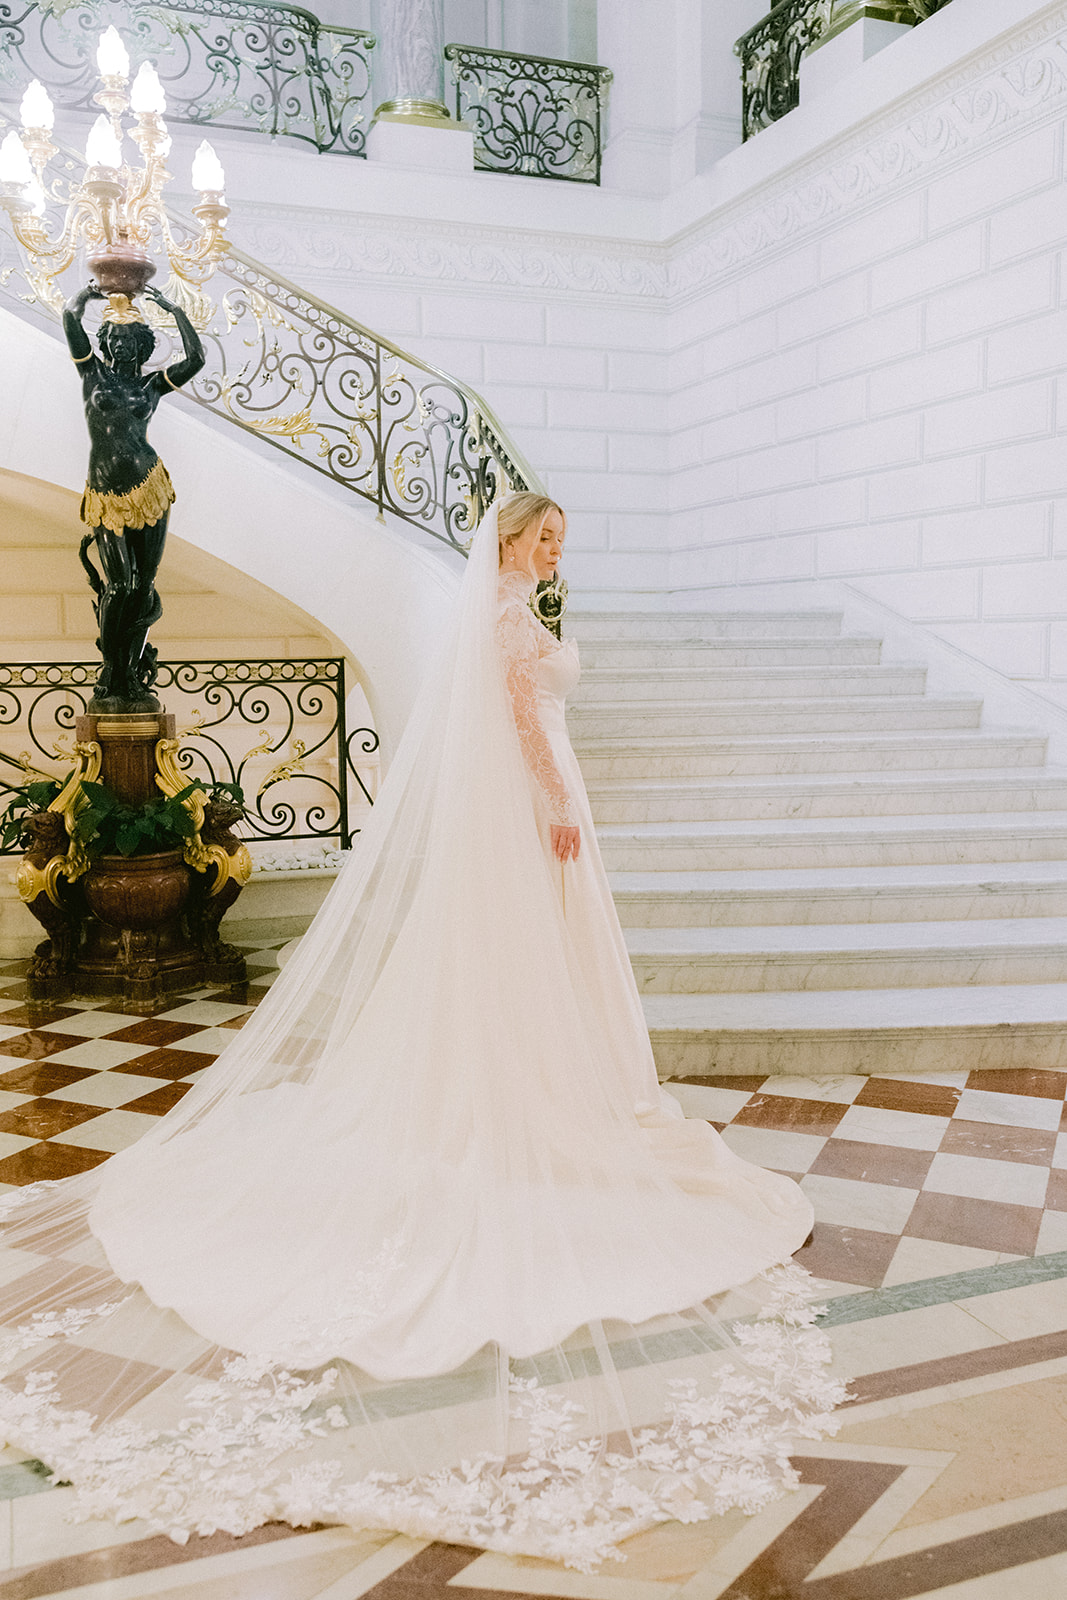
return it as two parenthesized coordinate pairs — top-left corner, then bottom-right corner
(198, 0), (1067, 691)
(664, 44), (1067, 712)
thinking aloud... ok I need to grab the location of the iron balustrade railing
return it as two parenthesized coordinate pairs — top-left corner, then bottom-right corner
(0, 657), (379, 853)
(0, 103), (543, 552)
(0, 0), (375, 156)
(735, 0), (954, 141)
(445, 43), (611, 184)
(192, 247), (538, 549)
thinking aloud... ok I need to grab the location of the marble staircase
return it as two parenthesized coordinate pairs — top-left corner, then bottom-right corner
(568, 608), (1067, 1079)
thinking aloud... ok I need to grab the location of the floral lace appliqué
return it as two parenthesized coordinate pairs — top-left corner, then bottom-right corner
(0, 1265), (845, 1571)
(496, 585), (576, 827)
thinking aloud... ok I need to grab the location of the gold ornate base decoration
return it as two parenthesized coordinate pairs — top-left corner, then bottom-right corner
(19, 710), (249, 1013)
(372, 97), (467, 129)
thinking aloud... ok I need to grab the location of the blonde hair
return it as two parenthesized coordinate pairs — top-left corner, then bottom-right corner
(497, 493), (565, 567)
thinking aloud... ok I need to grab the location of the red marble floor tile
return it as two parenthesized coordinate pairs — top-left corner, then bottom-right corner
(0, 983), (39, 1002)
(0, 1142), (110, 1184)
(1044, 1167), (1067, 1212)
(105, 1018), (204, 1046)
(0, 1031), (89, 1062)
(854, 1077), (960, 1118)
(0, 1259), (115, 1320)
(793, 1221), (900, 1289)
(0, 1061), (96, 1095)
(734, 1094), (849, 1133)
(0, 1523), (306, 1600)
(0, 1099), (104, 1140)
(20, 1342), (173, 1419)
(719, 1458), (904, 1600)
(0, 1005), (80, 1030)
(938, 1118), (1056, 1167)
(808, 1138), (934, 1189)
(721, 1459), (1067, 1600)
(965, 1067), (1067, 1100)
(845, 1328), (1067, 1408)
(672, 1074), (766, 1092)
(217, 1011), (252, 1029)
(904, 1190), (1043, 1255)
(122, 1082), (191, 1116)
(112, 1047), (214, 1080)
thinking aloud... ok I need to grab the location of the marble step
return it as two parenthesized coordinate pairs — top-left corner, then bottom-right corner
(574, 729), (1047, 780)
(626, 916), (1067, 994)
(644, 983), (1067, 1076)
(578, 637), (883, 670)
(586, 768), (1067, 823)
(573, 663), (927, 703)
(595, 812), (1067, 871)
(608, 862), (1067, 927)
(568, 694), (982, 740)
(569, 610), (845, 642)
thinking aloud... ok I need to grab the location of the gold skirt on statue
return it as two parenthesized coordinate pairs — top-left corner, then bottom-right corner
(80, 457), (175, 536)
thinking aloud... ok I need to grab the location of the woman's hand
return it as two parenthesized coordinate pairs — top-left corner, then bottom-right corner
(144, 285), (176, 315)
(551, 824), (580, 863)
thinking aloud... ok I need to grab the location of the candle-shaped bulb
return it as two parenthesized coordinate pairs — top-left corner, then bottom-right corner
(131, 61), (166, 115)
(0, 130), (33, 185)
(96, 25), (130, 79)
(86, 114), (122, 170)
(191, 139), (225, 193)
(19, 80), (54, 131)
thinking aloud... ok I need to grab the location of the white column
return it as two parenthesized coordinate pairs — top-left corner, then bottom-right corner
(374, 0), (449, 118)
(368, 0), (474, 169)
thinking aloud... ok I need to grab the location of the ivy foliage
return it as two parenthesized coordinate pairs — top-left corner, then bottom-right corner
(0, 779), (63, 851)
(1, 777), (245, 859)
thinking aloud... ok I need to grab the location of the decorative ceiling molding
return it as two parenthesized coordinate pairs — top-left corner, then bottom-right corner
(234, 1), (1067, 309)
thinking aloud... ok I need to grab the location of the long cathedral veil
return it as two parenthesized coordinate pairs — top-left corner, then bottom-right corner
(0, 500), (843, 1568)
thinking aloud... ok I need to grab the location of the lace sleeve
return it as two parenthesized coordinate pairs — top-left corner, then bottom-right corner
(497, 601), (576, 827)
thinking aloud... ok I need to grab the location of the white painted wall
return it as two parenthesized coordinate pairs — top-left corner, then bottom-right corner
(664, 0), (1067, 715)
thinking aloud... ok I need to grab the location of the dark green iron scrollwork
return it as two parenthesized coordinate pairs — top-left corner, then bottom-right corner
(444, 43), (611, 185)
(0, 0), (376, 156)
(0, 657), (379, 852)
(734, 0), (954, 142)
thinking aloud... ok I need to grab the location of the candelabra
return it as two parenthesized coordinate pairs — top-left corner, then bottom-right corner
(0, 24), (229, 311)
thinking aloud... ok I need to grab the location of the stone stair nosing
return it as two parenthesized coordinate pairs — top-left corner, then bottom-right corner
(567, 609), (1067, 1078)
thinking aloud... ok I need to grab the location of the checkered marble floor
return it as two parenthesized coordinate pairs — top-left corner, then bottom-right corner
(0, 949), (1065, 1597)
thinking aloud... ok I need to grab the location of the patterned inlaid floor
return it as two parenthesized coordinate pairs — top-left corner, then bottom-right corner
(0, 947), (1064, 1597)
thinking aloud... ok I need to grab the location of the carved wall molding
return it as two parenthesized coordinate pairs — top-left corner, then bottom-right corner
(232, 209), (669, 303)
(232, 1), (1067, 310)
(670, 0), (1067, 301)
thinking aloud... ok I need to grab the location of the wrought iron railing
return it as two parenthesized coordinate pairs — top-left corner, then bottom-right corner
(0, 104), (542, 552)
(735, 0), (953, 141)
(0, 0), (375, 156)
(0, 657), (378, 853)
(444, 43), (611, 184)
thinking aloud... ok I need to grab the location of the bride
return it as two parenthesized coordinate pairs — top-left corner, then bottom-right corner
(0, 493), (841, 1570)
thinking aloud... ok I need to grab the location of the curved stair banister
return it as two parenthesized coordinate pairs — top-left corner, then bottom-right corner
(0, 104), (542, 553)
(0, 0), (375, 156)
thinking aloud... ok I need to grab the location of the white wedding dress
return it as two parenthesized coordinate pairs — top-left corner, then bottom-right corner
(0, 505), (841, 1570)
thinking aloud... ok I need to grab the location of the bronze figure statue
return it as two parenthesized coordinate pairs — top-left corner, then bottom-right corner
(63, 282), (205, 711)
